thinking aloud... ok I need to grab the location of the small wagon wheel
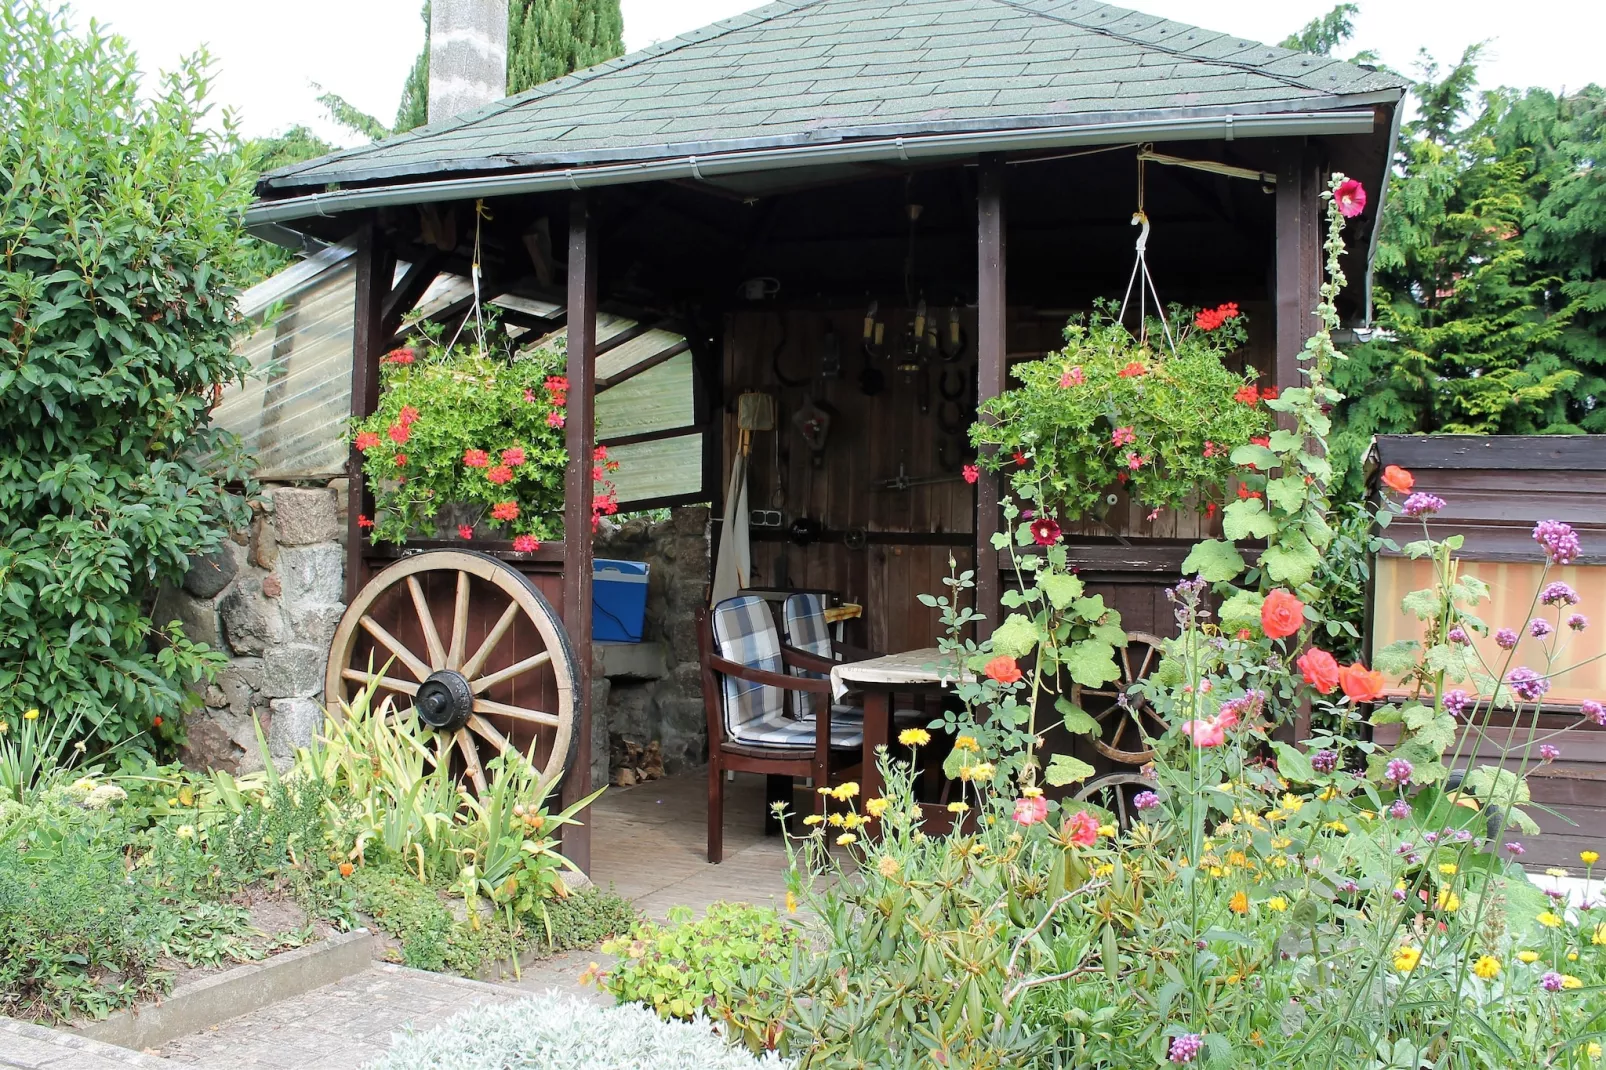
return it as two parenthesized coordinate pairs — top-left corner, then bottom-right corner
(324, 550), (577, 795)
(1075, 772), (1160, 831)
(1071, 631), (1168, 766)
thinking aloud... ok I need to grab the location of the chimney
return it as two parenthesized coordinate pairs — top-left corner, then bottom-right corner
(429, 0), (509, 124)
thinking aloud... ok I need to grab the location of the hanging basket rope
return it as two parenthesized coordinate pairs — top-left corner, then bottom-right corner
(1115, 152), (1178, 359)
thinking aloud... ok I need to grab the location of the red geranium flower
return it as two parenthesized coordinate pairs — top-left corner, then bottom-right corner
(357, 514), (374, 529)
(500, 447), (526, 467)
(354, 431), (381, 452)
(1250, 435), (1271, 448)
(1059, 365), (1084, 387)
(1260, 387), (1279, 401)
(463, 448), (490, 468)
(1013, 450), (1028, 466)
(486, 465), (514, 486)
(491, 501), (519, 522)
(394, 453), (407, 467)
(457, 524), (474, 539)
(397, 405), (420, 427)
(512, 535), (539, 553)
(1064, 809), (1099, 847)
(1234, 384), (1260, 405)
(1126, 452), (1146, 470)
(962, 463), (979, 484)
(593, 445), (609, 461)
(547, 411), (566, 428)
(387, 422), (411, 445)
(1112, 426), (1136, 447)
(1118, 360), (1146, 378)
(381, 347), (415, 365)
(523, 388), (537, 403)
(1334, 179), (1367, 219)
(1030, 515), (1062, 546)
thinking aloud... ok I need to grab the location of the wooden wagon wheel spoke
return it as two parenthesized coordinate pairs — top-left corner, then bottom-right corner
(407, 575), (448, 670)
(461, 600), (521, 681)
(1133, 643), (1158, 681)
(1071, 631), (1170, 766)
(358, 615), (433, 681)
(326, 549), (579, 797)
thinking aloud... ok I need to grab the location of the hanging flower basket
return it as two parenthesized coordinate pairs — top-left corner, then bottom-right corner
(970, 299), (1273, 523)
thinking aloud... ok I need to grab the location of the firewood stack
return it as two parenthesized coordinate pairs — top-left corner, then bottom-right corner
(610, 736), (665, 786)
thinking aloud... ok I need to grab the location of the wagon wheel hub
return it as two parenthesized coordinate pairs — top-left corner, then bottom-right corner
(416, 670), (474, 732)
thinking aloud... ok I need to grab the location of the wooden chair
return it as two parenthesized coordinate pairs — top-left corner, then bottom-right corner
(698, 595), (864, 864)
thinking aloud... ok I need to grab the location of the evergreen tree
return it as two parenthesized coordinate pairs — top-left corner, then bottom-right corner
(395, 2), (431, 133)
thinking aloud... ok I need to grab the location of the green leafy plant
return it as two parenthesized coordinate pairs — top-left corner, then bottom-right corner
(598, 902), (797, 1023)
(0, 1), (257, 752)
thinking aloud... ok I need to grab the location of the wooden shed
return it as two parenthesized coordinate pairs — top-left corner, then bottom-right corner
(245, 0), (1407, 867)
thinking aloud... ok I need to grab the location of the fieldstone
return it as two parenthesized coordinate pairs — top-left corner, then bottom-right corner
(152, 585), (223, 649)
(219, 578), (285, 656)
(673, 506), (710, 536)
(182, 545), (239, 599)
(267, 697), (322, 762)
(262, 643), (327, 699)
(262, 574), (283, 598)
(250, 513), (280, 570)
(271, 486), (341, 546)
(180, 712), (246, 773)
(277, 544), (344, 606)
(216, 657), (263, 716)
(287, 602), (346, 652)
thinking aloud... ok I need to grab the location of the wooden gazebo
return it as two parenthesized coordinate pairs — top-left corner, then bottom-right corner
(246, 0), (1406, 867)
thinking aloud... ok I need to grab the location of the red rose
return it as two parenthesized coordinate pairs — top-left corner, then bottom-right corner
(1260, 589), (1305, 640)
(1297, 647), (1340, 694)
(984, 656), (1023, 685)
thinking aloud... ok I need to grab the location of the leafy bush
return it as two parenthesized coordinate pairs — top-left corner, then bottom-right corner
(599, 902), (797, 1022)
(352, 863), (494, 974)
(0, 2), (258, 752)
(368, 993), (793, 1070)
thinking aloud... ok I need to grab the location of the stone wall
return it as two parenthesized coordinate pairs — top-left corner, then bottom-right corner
(164, 481), (348, 772)
(593, 506), (711, 779)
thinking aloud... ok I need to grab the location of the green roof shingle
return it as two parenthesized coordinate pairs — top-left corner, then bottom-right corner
(261, 0), (1406, 192)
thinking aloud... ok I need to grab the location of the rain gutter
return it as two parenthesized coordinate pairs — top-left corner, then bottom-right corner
(246, 109), (1378, 230)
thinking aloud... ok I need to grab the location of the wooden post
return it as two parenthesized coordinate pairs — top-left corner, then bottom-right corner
(346, 222), (391, 603)
(561, 192), (598, 873)
(975, 155), (1007, 635)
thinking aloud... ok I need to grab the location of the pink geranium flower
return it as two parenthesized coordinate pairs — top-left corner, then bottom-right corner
(962, 463), (979, 484)
(512, 535), (539, 553)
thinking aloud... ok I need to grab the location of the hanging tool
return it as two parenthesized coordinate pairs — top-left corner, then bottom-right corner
(874, 460), (965, 492)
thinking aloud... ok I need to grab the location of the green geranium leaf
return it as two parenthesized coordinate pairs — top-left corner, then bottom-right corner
(1223, 498), (1278, 541)
(1044, 753), (1096, 787)
(1064, 639), (1121, 687)
(1182, 539), (1246, 582)
(989, 614), (1040, 658)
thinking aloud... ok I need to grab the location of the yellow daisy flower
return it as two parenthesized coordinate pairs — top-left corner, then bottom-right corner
(1538, 911), (1564, 928)
(1582, 850), (1600, 866)
(1472, 955), (1500, 980)
(898, 728), (931, 747)
(1393, 945), (1421, 973)
(865, 798), (890, 818)
(1517, 951), (1540, 964)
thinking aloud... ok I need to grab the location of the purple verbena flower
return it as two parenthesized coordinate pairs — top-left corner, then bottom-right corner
(1542, 582), (1581, 607)
(1389, 799), (1412, 819)
(1456, 829), (1473, 842)
(1531, 618), (1554, 639)
(1392, 889), (1408, 901)
(1311, 749), (1338, 774)
(1506, 841), (1526, 856)
(1542, 971), (1565, 992)
(1406, 852), (1422, 865)
(1443, 690), (1472, 718)
(1423, 831), (1439, 844)
(1547, 887), (1566, 901)
(1496, 628), (1520, 650)
(1585, 700), (1606, 727)
(1403, 493), (1447, 517)
(1133, 791), (1160, 812)
(1385, 758), (1414, 787)
(1534, 520), (1581, 565)
(1508, 667), (1551, 703)
(1540, 743), (1561, 762)
(1168, 1033), (1204, 1064)
(1570, 614), (1589, 632)
(1447, 626), (1469, 644)
(1339, 879), (1359, 893)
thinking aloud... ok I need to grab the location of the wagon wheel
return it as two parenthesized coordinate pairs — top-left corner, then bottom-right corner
(1071, 631), (1168, 766)
(324, 550), (578, 795)
(1075, 772), (1160, 831)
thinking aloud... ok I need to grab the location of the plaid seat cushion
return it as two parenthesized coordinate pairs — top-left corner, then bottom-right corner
(713, 594), (862, 749)
(730, 709), (865, 749)
(830, 703), (927, 727)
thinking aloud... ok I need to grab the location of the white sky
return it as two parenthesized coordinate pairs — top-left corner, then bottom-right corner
(65, 0), (1606, 149)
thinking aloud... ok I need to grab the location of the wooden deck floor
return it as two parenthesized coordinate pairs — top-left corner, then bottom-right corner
(586, 770), (794, 918)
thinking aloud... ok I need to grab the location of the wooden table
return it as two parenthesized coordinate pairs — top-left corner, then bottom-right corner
(829, 647), (971, 804)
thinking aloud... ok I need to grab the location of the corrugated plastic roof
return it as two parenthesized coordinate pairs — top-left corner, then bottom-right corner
(260, 0), (1406, 193)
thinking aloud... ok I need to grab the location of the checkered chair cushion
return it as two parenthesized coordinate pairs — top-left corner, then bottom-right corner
(783, 593), (833, 660)
(711, 595), (861, 750)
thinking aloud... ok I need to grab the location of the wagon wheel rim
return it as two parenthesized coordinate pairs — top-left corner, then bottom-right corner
(1071, 631), (1169, 766)
(325, 549), (578, 795)
(1074, 773), (1160, 831)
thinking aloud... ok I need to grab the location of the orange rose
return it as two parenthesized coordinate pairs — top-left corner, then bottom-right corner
(1382, 465), (1414, 494)
(1260, 589), (1305, 640)
(338, 862), (355, 878)
(984, 656), (1023, 685)
(1296, 647), (1340, 693)
(1338, 662), (1386, 703)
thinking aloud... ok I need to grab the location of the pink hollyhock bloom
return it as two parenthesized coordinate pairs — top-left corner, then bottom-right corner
(1013, 796), (1048, 826)
(1180, 705), (1239, 748)
(1334, 178), (1367, 218)
(1064, 809), (1099, 847)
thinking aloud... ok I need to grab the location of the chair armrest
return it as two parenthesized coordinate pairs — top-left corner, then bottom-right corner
(781, 645), (838, 675)
(708, 654), (832, 693)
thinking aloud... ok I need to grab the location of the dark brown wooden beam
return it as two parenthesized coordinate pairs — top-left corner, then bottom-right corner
(1274, 140), (1318, 401)
(560, 192), (598, 874)
(975, 155), (1007, 637)
(596, 422), (701, 450)
(380, 253), (443, 339)
(346, 223), (393, 603)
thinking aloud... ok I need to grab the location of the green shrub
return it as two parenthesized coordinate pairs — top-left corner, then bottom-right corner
(351, 864), (492, 974)
(0, 1), (258, 753)
(537, 886), (638, 954)
(600, 902), (796, 1022)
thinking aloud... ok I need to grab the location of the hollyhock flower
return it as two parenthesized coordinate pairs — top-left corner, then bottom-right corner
(1058, 365), (1084, 387)
(962, 463), (979, 484)
(1542, 582), (1581, 606)
(1384, 758), (1414, 787)
(1181, 707), (1237, 747)
(1311, 749), (1338, 773)
(1402, 493), (1445, 517)
(1234, 384), (1260, 405)
(357, 514), (374, 529)
(1570, 613), (1589, 631)
(457, 524), (474, 539)
(1133, 790), (1160, 812)
(387, 422), (411, 445)
(1297, 648), (1340, 693)
(984, 656), (1023, 685)
(1338, 663), (1384, 702)
(1064, 809), (1099, 847)
(1030, 516), (1062, 545)
(1584, 700), (1606, 726)
(1443, 690), (1472, 717)
(486, 465), (515, 486)
(1012, 795), (1048, 826)
(1540, 743), (1561, 762)
(547, 410), (566, 428)
(1168, 1033), (1204, 1064)
(1508, 666), (1550, 702)
(501, 447), (526, 467)
(1534, 520), (1581, 565)
(354, 431), (382, 452)
(463, 448), (490, 468)
(1495, 627), (1520, 649)
(1260, 589), (1305, 640)
(1531, 618), (1553, 638)
(512, 535), (539, 553)
(1334, 178), (1367, 218)
(1382, 465), (1414, 493)
(491, 501), (520, 522)
(1112, 426), (1136, 447)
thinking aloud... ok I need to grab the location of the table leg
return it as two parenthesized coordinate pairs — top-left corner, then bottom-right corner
(861, 688), (891, 804)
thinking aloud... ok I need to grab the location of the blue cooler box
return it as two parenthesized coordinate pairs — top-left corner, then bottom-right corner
(592, 559), (649, 642)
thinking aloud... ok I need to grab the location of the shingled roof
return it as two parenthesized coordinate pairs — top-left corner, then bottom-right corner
(260, 0), (1406, 196)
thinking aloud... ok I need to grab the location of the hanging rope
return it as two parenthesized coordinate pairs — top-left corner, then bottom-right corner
(1115, 151), (1177, 358)
(447, 198), (493, 355)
